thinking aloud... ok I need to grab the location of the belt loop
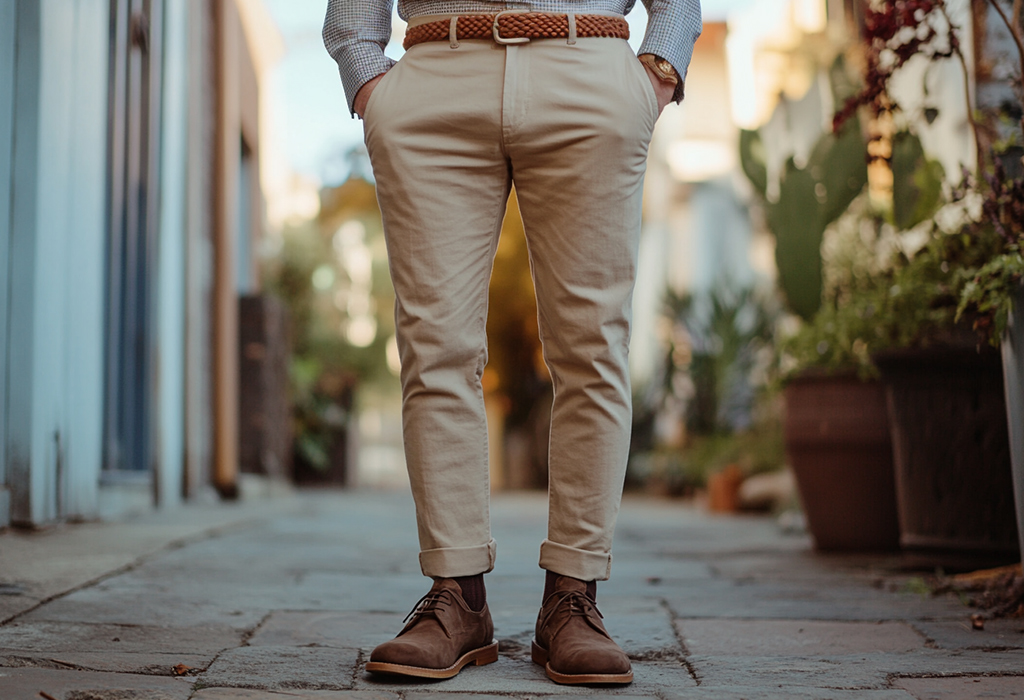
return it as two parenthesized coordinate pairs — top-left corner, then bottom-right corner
(449, 16), (460, 49)
(566, 13), (577, 45)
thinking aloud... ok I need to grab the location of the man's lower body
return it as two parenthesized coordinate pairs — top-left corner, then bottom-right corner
(361, 20), (656, 684)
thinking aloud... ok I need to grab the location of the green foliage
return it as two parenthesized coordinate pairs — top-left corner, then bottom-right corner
(628, 398), (785, 494)
(891, 130), (946, 230)
(954, 156), (1024, 342)
(740, 119), (869, 320)
(781, 205), (1006, 378)
(262, 178), (396, 473)
(630, 287), (784, 491)
(781, 300), (880, 379)
(768, 164), (825, 321)
(958, 253), (1024, 342)
(664, 287), (777, 434)
(739, 129), (767, 197)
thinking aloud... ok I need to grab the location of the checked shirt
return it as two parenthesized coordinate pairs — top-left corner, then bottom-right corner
(324, 0), (703, 114)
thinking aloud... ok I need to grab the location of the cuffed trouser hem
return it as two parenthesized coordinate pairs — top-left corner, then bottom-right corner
(538, 538), (612, 582)
(420, 539), (497, 578)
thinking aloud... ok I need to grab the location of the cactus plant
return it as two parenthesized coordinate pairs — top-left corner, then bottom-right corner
(740, 119), (868, 320)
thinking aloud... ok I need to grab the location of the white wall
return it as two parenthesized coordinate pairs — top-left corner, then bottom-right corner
(6, 0), (108, 524)
(156, 0), (190, 508)
(0, 0), (16, 526)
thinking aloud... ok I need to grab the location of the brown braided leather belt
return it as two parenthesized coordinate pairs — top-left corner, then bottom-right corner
(403, 11), (630, 50)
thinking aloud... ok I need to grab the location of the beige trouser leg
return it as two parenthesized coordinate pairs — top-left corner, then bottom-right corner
(363, 29), (657, 581)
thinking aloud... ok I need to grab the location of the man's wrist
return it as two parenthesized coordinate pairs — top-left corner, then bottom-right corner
(638, 54), (679, 86)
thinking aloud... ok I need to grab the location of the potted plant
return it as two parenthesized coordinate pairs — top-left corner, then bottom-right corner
(867, 235), (1018, 558)
(774, 196), (903, 552)
(741, 72), (905, 550)
(834, 0), (1023, 560)
(953, 2), (1024, 565)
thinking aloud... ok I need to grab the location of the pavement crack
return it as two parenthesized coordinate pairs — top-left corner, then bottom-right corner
(907, 621), (940, 649)
(240, 611), (275, 646)
(660, 598), (701, 686)
(889, 670), (1024, 681)
(350, 647), (365, 687)
(0, 524), (260, 628)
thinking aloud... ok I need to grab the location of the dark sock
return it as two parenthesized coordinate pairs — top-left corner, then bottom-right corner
(544, 569), (597, 602)
(453, 574), (486, 612)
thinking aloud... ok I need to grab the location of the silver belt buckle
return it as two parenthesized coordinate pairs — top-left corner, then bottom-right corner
(493, 9), (530, 45)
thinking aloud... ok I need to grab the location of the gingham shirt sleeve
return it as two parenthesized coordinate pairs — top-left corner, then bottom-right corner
(323, 0), (397, 116)
(638, 0), (702, 102)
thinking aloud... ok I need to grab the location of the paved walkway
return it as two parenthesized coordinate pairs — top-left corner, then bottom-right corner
(1, 490), (1022, 699)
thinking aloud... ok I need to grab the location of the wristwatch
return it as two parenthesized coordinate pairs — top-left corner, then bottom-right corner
(638, 54), (679, 86)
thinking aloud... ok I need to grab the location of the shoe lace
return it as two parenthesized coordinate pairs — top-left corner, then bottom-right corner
(539, 590), (604, 633)
(402, 591), (454, 638)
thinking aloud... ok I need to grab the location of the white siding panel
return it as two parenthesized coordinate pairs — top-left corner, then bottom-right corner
(156, 0), (190, 508)
(0, 0), (17, 520)
(7, 0), (44, 524)
(64, 0), (109, 518)
(7, 0), (108, 524)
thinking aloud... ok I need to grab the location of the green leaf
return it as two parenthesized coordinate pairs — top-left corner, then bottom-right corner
(892, 130), (945, 230)
(768, 164), (825, 321)
(818, 117), (869, 225)
(739, 129), (768, 197)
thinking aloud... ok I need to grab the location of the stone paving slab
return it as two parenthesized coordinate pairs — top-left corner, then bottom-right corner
(593, 555), (714, 583)
(352, 655), (697, 696)
(0, 496), (303, 624)
(893, 676), (1024, 698)
(677, 619), (924, 656)
(602, 603), (682, 661)
(401, 694), (656, 700)
(248, 612), (396, 650)
(705, 552), (906, 583)
(405, 694), (659, 700)
(193, 691), (397, 700)
(909, 618), (1024, 650)
(0, 595), (42, 623)
(22, 589), (268, 631)
(198, 645), (359, 691)
(0, 620), (242, 656)
(689, 650), (1024, 689)
(660, 688), (915, 700)
(0, 651), (210, 676)
(689, 652), (891, 688)
(0, 666), (192, 699)
(286, 573), (441, 613)
(3, 491), (1023, 699)
(662, 579), (969, 621)
(193, 691), (397, 695)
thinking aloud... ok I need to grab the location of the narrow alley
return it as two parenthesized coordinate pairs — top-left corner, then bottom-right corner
(2, 490), (1022, 699)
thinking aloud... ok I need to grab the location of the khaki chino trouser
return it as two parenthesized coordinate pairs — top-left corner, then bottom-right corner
(362, 19), (657, 582)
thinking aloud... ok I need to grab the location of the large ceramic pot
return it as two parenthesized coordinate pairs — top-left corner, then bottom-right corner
(999, 286), (1024, 566)
(784, 373), (900, 551)
(875, 347), (1020, 556)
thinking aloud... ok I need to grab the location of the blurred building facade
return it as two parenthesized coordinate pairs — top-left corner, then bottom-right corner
(0, 0), (282, 528)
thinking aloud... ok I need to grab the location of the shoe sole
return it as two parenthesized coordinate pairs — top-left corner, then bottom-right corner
(531, 638), (634, 685)
(365, 639), (499, 679)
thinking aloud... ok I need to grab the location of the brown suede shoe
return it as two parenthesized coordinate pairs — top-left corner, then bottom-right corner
(366, 578), (498, 679)
(531, 576), (633, 685)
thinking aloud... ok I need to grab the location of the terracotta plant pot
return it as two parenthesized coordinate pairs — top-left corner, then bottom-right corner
(784, 373), (900, 551)
(707, 464), (744, 513)
(875, 347), (1019, 556)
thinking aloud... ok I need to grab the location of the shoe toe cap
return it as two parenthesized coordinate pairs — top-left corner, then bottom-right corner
(370, 639), (446, 668)
(552, 644), (631, 675)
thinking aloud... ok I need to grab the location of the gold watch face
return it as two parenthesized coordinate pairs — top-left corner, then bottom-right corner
(647, 57), (678, 84)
